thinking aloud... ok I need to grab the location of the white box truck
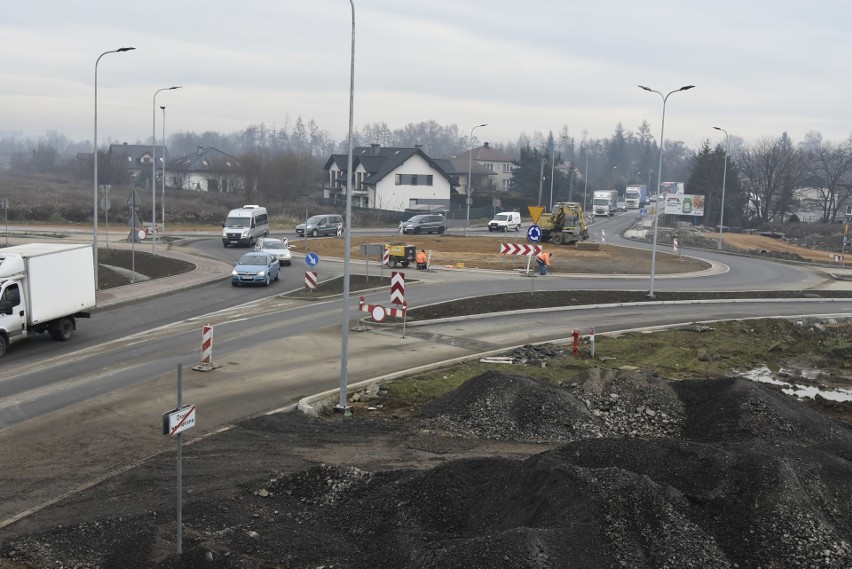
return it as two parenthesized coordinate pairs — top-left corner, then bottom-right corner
(592, 190), (618, 216)
(0, 243), (96, 358)
(625, 185), (648, 209)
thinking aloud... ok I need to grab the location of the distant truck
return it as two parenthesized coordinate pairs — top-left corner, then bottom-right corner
(592, 190), (618, 216)
(0, 243), (96, 358)
(625, 185), (648, 209)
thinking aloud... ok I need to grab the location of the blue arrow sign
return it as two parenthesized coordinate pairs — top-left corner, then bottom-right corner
(527, 224), (542, 243)
(305, 252), (319, 267)
(640, 208), (648, 217)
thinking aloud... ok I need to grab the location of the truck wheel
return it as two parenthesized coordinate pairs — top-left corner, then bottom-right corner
(389, 258), (398, 268)
(402, 261), (410, 267)
(51, 317), (74, 342)
(438, 226), (445, 234)
(0, 335), (7, 358)
(552, 233), (565, 245)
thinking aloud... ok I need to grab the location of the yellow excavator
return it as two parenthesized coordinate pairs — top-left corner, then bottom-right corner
(538, 202), (590, 245)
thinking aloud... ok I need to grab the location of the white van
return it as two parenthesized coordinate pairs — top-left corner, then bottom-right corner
(488, 211), (522, 232)
(222, 205), (269, 247)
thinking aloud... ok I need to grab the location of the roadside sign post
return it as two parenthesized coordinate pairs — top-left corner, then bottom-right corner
(525, 225), (542, 282)
(161, 363), (197, 556)
(1, 198), (8, 246)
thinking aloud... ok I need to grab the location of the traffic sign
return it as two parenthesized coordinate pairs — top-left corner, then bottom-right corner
(162, 404), (196, 436)
(527, 224), (542, 243)
(137, 229), (147, 241)
(500, 243), (542, 256)
(527, 206), (545, 224)
(305, 252), (319, 267)
(640, 208), (648, 216)
(100, 197), (110, 212)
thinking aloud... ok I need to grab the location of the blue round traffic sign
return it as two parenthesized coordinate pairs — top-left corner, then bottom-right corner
(305, 252), (319, 267)
(527, 224), (542, 243)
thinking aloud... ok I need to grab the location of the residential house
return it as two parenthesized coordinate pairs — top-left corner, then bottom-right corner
(166, 146), (242, 192)
(455, 142), (515, 194)
(323, 144), (456, 212)
(107, 142), (170, 185)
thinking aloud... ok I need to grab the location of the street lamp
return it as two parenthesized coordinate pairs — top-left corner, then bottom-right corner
(713, 126), (729, 251)
(549, 135), (568, 211)
(152, 86), (181, 254)
(336, 0), (356, 415)
(583, 152), (589, 212)
(94, 46), (135, 289)
(161, 106), (167, 233)
(466, 123), (487, 235)
(638, 83), (695, 297)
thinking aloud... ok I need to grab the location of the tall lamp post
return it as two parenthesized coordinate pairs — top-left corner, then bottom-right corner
(466, 123), (487, 235)
(713, 126), (729, 251)
(583, 152), (589, 212)
(336, 0), (356, 414)
(94, 46), (135, 289)
(161, 106), (167, 233)
(152, 86), (181, 254)
(638, 84), (695, 297)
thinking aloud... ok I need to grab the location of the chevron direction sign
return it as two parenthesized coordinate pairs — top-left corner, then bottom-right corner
(500, 243), (542, 256)
(390, 271), (405, 305)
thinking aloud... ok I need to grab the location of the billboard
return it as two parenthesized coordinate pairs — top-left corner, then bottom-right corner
(663, 194), (704, 216)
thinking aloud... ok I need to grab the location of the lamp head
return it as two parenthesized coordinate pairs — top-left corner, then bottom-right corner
(169, 86), (182, 91)
(680, 85), (695, 91)
(117, 47), (136, 53)
(160, 106), (166, 111)
(638, 85), (651, 91)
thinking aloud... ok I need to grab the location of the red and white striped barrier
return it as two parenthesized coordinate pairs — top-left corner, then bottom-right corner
(192, 324), (220, 371)
(390, 271), (405, 305)
(500, 243), (542, 256)
(382, 248), (390, 267)
(304, 271), (318, 290)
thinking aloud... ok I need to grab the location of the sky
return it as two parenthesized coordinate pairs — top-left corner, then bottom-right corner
(2, 1), (851, 151)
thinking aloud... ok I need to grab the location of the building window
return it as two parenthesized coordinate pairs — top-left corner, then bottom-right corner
(503, 163), (513, 173)
(395, 174), (433, 186)
(502, 179), (511, 191)
(484, 163), (494, 171)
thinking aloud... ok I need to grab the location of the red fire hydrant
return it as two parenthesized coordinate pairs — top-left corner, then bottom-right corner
(572, 329), (580, 359)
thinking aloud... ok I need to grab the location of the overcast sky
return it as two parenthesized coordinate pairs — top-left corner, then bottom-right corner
(3, 1), (851, 151)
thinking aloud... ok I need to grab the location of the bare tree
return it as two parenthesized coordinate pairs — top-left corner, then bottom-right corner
(800, 133), (852, 221)
(738, 134), (805, 223)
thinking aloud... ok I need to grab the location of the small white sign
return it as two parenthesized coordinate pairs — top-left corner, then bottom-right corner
(163, 404), (196, 436)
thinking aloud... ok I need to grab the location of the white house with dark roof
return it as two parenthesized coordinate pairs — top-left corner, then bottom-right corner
(165, 146), (242, 192)
(455, 142), (516, 193)
(323, 144), (456, 212)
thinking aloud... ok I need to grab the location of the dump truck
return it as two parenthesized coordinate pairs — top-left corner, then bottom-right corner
(538, 202), (590, 245)
(0, 243), (96, 358)
(385, 242), (416, 268)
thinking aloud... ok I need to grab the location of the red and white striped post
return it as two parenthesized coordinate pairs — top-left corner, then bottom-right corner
(382, 248), (390, 267)
(304, 271), (317, 291)
(192, 324), (220, 371)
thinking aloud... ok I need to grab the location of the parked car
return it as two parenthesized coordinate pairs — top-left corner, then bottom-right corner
(231, 252), (280, 287)
(296, 214), (344, 237)
(400, 214), (446, 235)
(254, 237), (291, 266)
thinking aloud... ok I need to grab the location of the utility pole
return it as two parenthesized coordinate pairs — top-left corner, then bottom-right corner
(537, 159), (545, 207)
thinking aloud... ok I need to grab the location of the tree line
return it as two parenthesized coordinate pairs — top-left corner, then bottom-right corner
(3, 117), (851, 228)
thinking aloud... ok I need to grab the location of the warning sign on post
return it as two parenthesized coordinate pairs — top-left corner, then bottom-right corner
(162, 404), (196, 436)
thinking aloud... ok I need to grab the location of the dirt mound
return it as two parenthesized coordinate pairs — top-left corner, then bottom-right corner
(3, 371), (852, 568)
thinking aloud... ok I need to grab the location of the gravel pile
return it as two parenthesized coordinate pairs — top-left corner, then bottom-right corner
(2, 370), (851, 568)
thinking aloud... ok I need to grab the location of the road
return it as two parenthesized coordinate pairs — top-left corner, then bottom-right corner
(1, 225), (851, 526)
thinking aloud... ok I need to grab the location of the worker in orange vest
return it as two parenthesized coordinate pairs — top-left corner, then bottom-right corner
(416, 249), (428, 270)
(536, 250), (552, 275)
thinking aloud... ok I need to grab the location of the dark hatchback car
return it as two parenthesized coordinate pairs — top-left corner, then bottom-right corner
(400, 214), (446, 235)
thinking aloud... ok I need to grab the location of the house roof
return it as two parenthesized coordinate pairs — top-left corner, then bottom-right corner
(456, 142), (514, 163)
(448, 156), (495, 177)
(324, 146), (456, 187)
(108, 143), (170, 164)
(167, 146), (240, 173)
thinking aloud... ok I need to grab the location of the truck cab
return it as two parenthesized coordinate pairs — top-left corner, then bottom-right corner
(0, 281), (25, 353)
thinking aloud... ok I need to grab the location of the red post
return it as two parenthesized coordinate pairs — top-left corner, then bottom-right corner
(572, 329), (580, 359)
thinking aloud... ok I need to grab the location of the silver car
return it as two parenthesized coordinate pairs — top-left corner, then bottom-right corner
(254, 237), (292, 266)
